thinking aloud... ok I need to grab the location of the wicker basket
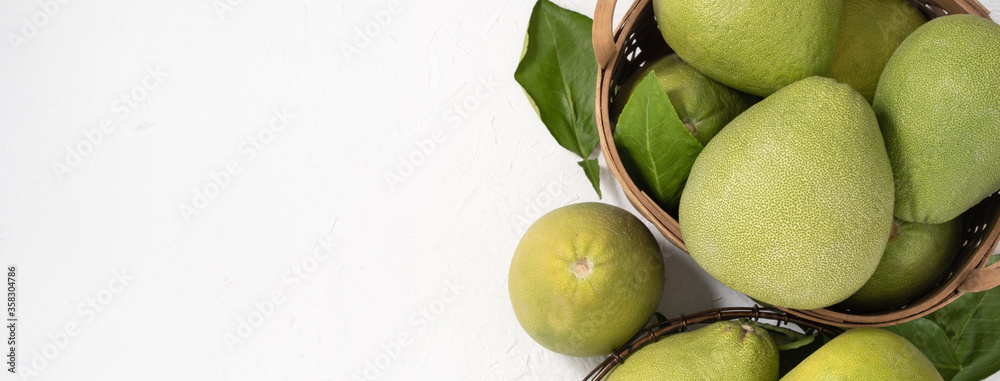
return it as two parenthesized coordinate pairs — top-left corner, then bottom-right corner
(592, 0), (1000, 327)
(583, 306), (844, 380)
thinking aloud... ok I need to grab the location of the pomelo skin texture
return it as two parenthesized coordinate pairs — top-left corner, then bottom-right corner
(826, 0), (925, 103)
(611, 54), (758, 145)
(652, 0), (842, 97)
(873, 14), (1000, 224)
(508, 203), (665, 357)
(679, 76), (894, 310)
(839, 218), (961, 312)
(781, 328), (943, 381)
(607, 320), (778, 381)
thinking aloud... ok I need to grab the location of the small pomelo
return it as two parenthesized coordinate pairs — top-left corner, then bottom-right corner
(782, 328), (943, 380)
(873, 14), (1000, 223)
(679, 76), (894, 310)
(839, 218), (961, 312)
(826, 0), (925, 103)
(607, 320), (778, 381)
(611, 54), (757, 145)
(652, 0), (842, 96)
(508, 202), (665, 357)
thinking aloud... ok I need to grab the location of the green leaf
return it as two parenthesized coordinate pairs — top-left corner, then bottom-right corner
(885, 319), (962, 380)
(886, 288), (1000, 381)
(749, 321), (816, 351)
(578, 159), (601, 198)
(514, 0), (599, 161)
(613, 72), (703, 212)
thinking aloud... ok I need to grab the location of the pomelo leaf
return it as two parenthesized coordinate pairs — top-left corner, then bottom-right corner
(613, 72), (703, 212)
(578, 159), (601, 198)
(884, 318), (962, 380)
(748, 321), (815, 351)
(514, 0), (601, 197)
(885, 288), (1000, 381)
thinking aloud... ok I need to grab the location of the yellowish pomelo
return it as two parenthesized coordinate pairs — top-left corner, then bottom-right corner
(839, 218), (961, 312)
(652, 0), (842, 97)
(782, 328), (943, 380)
(611, 54), (757, 145)
(607, 320), (778, 381)
(679, 76), (894, 310)
(508, 202), (665, 357)
(826, 0), (925, 103)
(873, 14), (1000, 223)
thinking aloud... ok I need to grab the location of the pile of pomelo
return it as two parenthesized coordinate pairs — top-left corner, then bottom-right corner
(663, 0), (999, 313)
(509, 0), (999, 378)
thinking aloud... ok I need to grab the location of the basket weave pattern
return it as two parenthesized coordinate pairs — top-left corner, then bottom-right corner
(592, 0), (1000, 327)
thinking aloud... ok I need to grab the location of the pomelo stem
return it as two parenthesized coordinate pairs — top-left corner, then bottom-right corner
(573, 259), (592, 278)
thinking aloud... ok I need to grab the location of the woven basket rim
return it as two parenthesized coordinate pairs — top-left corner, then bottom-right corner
(583, 306), (844, 380)
(592, 0), (1000, 327)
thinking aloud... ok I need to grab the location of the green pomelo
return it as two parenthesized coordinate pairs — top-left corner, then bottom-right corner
(782, 328), (943, 380)
(873, 14), (1000, 223)
(611, 54), (758, 145)
(652, 0), (842, 97)
(508, 203), (665, 357)
(839, 218), (961, 312)
(827, 0), (925, 103)
(678, 76), (894, 310)
(607, 320), (778, 381)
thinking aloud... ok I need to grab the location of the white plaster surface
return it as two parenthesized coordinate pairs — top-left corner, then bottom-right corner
(0, 0), (998, 380)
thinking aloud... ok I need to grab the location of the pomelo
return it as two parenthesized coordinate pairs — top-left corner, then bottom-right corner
(782, 328), (943, 380)
(873, 14), (1000, 223)
(611, 54), (757, 145)
(508, 202), (665, 357)
(839, 218), (961, 312)
(826, 0), (925, 103)
(679, 76), (894, 310)
(652, 0), (842, 97)
(607, 320), (778, 380)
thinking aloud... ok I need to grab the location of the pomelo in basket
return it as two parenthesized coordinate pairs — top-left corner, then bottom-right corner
(873, 14), (1000, 224)
(652, 0), (842, 97)
(679, 76), (894, 310)
(508, 202), (664, 357)
(611, 53), (757, 145)
(826, 0), (925, 103)
(839, 218), (961, 312)
(606, 320), (778, 380)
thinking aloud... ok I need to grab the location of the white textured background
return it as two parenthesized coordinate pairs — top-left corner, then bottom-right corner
(0, 0), (998, 380)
